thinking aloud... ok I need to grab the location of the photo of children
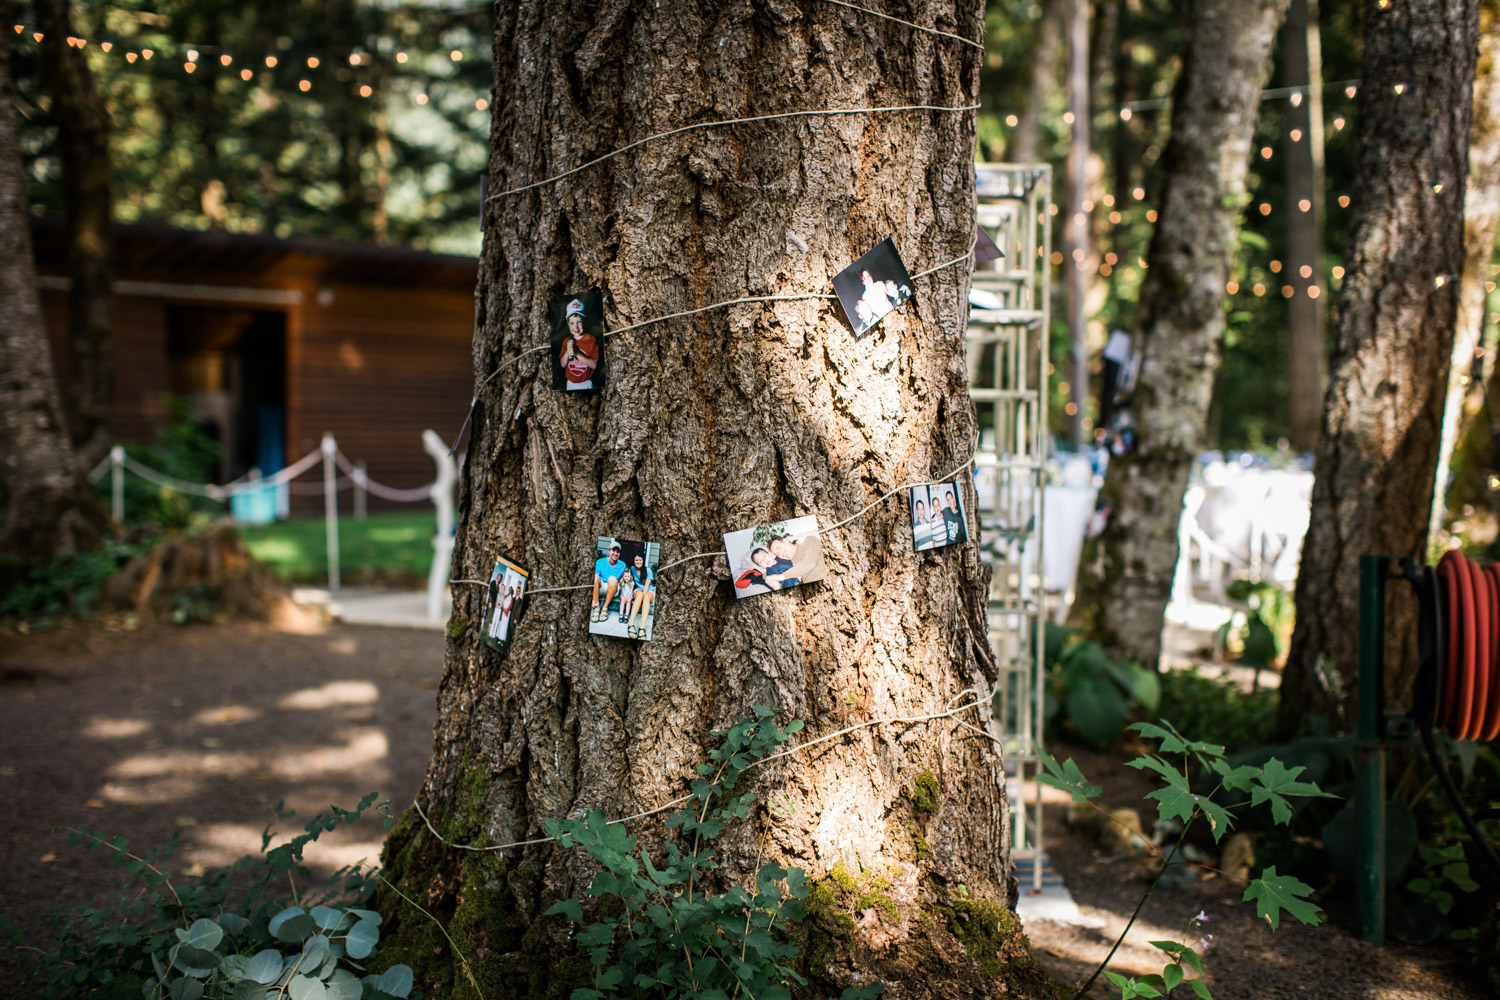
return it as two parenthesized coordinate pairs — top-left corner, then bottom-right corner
(589, 537), (660, 640)
(722, 515), (827, 599)
(909, 481), (970, 552)
(481, 554), (530, 655)
(831, 237), (915, 337)
(549, 291), (605, 392)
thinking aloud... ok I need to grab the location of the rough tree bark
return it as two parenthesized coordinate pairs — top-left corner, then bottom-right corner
(1071, 0), (1290, 669)
(1429, 0), (1500, 538)
(378, 3), (1050, 999)
(1283, 0), (1328, 453)
(0, 3), (103, 568)
(1277, 0), (1481, 736)
(35, 0), (115, 470)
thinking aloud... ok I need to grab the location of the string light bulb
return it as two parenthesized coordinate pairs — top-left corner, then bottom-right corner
(100, 41), (111, 52)
(1259, 203), (1272, 216)
(415, 93), (428, 105)
(1063, 111), (1075, 124)
(1132, 186), (1145, 200)
(1334, 117), (1346, 130)
(1103, 194), (1115, 207)
(1338, 195), (1350, 208)
(1290, 91), (1303, 107)
(1345, 85), (1357, 98)
(307, 56), (319, 68)
(32, 31), (42, 42)
(1253, 283), (1266, 297)
(1108, 211), (1121, 224)
(11, 24), (21, 34)
(1146, 209), (1158, 222)
(1226, 280), (1239, 294)
(1270, 260), (1283, 273)
(265, 55), (277, 67)
(1300, 265), (1312, 278)
(359, 84), (372, 97)
(220, 54), (232, 66)
(141, 48), (153, 59)
(1282, 286), (1294, 298)
(1261, 146), (1273, 159)
(349, 53), (362, 65)
(1005, 114), (1018, 126)
(240, 68), (252, 80)
(187, 49), (198, 62)
(1433, 183), (1444, 193)
(1332, 265), (1345, 279)
(299, 79), (311, 91)
(1290, 129), (1302, 142)
(1308, 286), (1320, 299)
(475, 98), (488, 110)
(125, 51), (137, 63)
(450, 49), (462, 61)
(1298, 199), (1311, 212)
(396, 51), (408, 64)
(1393, 83), (1406, 94)
(184, 62), (195, 73)
(1120, 108), (1132, 121)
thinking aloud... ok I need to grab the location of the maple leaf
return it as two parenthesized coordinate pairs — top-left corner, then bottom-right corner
(1243, 866), (1323, 929)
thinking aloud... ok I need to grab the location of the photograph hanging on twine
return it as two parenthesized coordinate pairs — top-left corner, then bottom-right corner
(481, 554), (530, 655)
(974, 224), (1005, 264)
(589, 537), (660, 641)
(549, 291), (605, 392)
(723, 515), (827, 599)
(910, 481), (970, 552)
(831, 237), (915, 337)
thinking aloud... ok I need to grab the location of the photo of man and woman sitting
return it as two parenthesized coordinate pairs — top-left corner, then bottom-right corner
(549, 291), (605, 392)
(723, 515), (827, 599)
(589, 537), (659, 640)
(831, 237), (916, 337)
(481, 555), (529, 655)
(910, 481), (969, 552)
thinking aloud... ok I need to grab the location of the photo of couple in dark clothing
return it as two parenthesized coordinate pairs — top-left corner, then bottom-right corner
(910, 480), (969, 552)
(723, 515), (827, 599)
(831, 237), (915, 337)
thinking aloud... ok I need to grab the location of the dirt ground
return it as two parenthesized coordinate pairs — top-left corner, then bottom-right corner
(1, 617), (1491, 999)
(1021, 741), (1492, 1000)
(0, 616), (442, 977)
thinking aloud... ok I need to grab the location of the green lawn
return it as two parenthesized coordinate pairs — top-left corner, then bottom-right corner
(239, 511), (438, 586)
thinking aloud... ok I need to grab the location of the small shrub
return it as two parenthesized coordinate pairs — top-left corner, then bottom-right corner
(13, 794), (410, 1000)
(1044, 624), (1160, 748)
(1158, 667), (1276, 754)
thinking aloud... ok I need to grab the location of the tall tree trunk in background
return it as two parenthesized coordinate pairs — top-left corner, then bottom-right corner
(1430, 0), (1500, 538)
(0, 7), (103, 569)
(1009, 0), (1067, 162)
(1283, 0), (1328, 452)
(1066, 0), (1091, 447)
(35, 0), (115, 470)
(377, 4), (1050, 998)
(1071, 0), (1289, 669)
(1277, 0), (1480, 737)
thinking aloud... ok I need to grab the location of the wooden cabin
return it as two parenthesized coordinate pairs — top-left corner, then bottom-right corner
(32, 220), (478, 514)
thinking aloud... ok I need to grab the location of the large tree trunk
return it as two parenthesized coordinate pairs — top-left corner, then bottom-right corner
(1008, 0), (1067, 163)
(1071, 0), (1290, 669)
(0, 3), (103, 568)
(1430, 0), (1500, 538)
(35, 0), (115, 471)
(1283, 0), (1328, 453)
(1277, 0), (1481, 736)
(378, 4), (1049, 998)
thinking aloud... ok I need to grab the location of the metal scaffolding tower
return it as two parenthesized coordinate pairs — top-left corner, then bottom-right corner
(969, 163), (1051, 896)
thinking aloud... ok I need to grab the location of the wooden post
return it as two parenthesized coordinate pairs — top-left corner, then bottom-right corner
(422, 429), (456, 621)
(321, 433), (340, 592)
(353, 459), (368, 521)
(110, 444), (124, 523)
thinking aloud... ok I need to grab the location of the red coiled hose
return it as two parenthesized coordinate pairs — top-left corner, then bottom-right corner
(1434, 550), (1499, 741)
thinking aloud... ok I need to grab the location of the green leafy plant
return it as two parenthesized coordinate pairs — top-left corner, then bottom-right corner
(1157, 667), (1276, 755)
(1039, 719), (1335, 999)
(1406, 844), (1482, 939)
(0, 536), (146, 621)
(543, 706), (882, 1000)
(15, 794), (408, 1000)
(1044, 624), (1160, 748)
(1212, 579), (1294, 691)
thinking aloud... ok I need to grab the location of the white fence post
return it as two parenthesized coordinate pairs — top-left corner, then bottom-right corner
(110, 445), (125, 523)
(422, 429), (457, 621)
(353, 460), (368, 521)
(322, 433), (341, 592)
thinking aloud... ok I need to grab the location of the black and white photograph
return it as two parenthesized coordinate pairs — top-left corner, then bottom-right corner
(481, 554), (530, 655)
(910, 481), (969, 552)
(831, 237), (915, 337)
(549, 291), (605, 392)
(723, 515), (827, 599)
(588, 537), (660, 640)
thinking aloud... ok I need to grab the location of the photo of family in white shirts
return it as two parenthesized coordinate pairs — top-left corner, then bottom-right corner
(832, 237), (915, 337)
(481, 554), (529, 655)
(910, 481), (969, 552)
